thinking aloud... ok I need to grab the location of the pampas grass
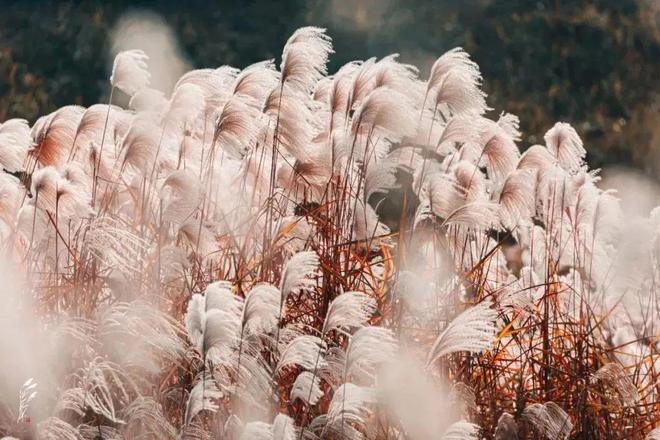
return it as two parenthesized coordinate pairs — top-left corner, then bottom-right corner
(0, 27), (658, 440)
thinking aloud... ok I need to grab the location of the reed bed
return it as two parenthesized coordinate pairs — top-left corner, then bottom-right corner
(0, 27), (658, 440)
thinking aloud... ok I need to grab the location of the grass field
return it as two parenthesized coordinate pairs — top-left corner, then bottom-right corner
(0, 27), (658, 439)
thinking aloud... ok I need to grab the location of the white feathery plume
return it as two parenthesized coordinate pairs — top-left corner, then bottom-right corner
(276, 335), (327, 374)
(30, 166), (61, 212)
(295, 133), (341, 183)
(79, 424), (121, 439)
(73, 104), (129, 172)
(185, 284), (242, 354)
(279, 250), (319, 299)
(535, 165), (583, 226)
(427, 48), (482, 96)
(243, 283), (282, 335)
(110, 49), (151, 96)
(31, 111), (56, 144)
(275, 215), (315, 254)
(326, 383), (375, 424)
(164, 83), (206, 130)
(0, 119), (32, 147)
(449, 382), (477, 414)
(318, 347), (347, 390)
(53, 172), (93, 218)
(427, 301), (497, 365)
(99, 301), (185, 371)
(214, 97), (261, 158)
(37, 417), (79, 440)
(313, 75), (333, 105)
(74, 104), (124, 146)
(517, 144), (557, 171)
(176, 219), (217, 258)
(423, 115), (478, 154)
(174, 68), (232, 112)
(522, 402), (573, 440)
(442, 200), (499, 230)
(31, 105), (85, 167)
(498, 169), (535, 229)
(54, 387), (87, 417)
(72, 358), (131, 423)
(353, 199), (390, 245)
(276, 324), (307, 352)
(452, 160), (487, 201)
(455, 142), (482, 167)
(185, 293), (206, 349)
(54, 316), (97, 347)
(203, 307), (242, 353)
(427, 53), (489, 125)
(161, 169), (202, 224)
(430, 71), (488, 116)
(544, 122), (585, 173)
(364, 159), (404, 201)
(129, 87), (167, 112)
(223, 414), (244, 440)
(372, 55), (423, 100)
(2, 25), (657, 440)
(348, 54), (423, 109)
(494, 412), (519, 440)
(17, 378), (37, 422)
(347, 57), (378, 109)
(281, 26), (333, 93)
(184, 374), (223, 426)
(345, 326), (397, 380)
(290, 371), (323, 405)
(272, 414), (298, 440)
(497, 112), (522, 141)
(215, 65), (243, 84)
(324, 61), (362, 127)
(593, 362), (640, 406)
(0, 174), (20, 235)
(121, 115), (161, 174)
(316, 416), (364, 440)
(263, 86), (315, 162)
(122, 396), (177, 439)
(240, 422), (272, 440)
(84, 217), (149, 275)
(61, 160), (92, 191)
(479, 119), (521, 183)
(576, 185), (622, 247)
(321, 291), (377, 335)
(234, 351), (275, 412)
(500, 267), (540, 311)
(351, 87), (417, 141)
(0, 119), (31, 172)
(180, 423), (215, 440)
(233, 60), (280, 105)
(441, 421), (481, 440)
(428, 172), (466, 219)
(16, 203), (48, 249)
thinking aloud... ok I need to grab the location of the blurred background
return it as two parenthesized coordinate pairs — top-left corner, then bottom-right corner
(0, 0), (658, 183)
